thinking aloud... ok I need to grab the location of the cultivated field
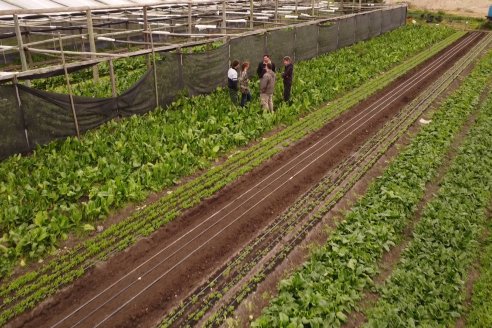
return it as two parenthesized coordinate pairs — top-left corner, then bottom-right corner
(1, 5), (492, 328)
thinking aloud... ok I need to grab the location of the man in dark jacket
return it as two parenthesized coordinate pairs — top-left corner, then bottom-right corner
(281, 56), (293, 104)
(257, 54), (276, 79)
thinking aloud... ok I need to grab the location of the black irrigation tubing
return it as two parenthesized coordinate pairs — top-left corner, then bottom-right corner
(50, 32), (482, 328)
(205, 32), (492, 327)
(164, 33), (492, 326)
(165, 107), (414, 326)
(0, 31), (464, 317)
(167, 31), (491, 326)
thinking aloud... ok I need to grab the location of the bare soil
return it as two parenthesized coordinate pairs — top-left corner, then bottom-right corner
(387, 0), (491, 18)
(232, 32), (485, 328)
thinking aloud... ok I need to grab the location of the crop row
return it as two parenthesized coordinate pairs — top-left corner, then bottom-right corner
(0, 25), (456, 277)
(252, 45), (492, 327)
(165, 76), (436, 327)
(31, 55), (149, 96)
(466, 216), (492, 327)
(365, 80), (492, 327)
(0, 27), (462, 326)
(199, 33), (492, 327)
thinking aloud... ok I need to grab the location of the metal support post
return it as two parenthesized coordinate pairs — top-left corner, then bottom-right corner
(274, 0), (279, 23)
(58, 33), (80, 139)
(13, 14), (30, 86)
(109, 59), (117, 98)
(86, 9), (99, 82)
(13, 76), (30, 149)
(222, 0), (227, 34)
(249, 0), (254, 29)
(148, 26), (160, 109)
(188, 1), (192, 34)
(143, 6), (151, 68)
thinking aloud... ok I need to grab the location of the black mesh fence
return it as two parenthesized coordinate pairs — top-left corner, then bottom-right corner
(0, 7), (407, 160)
(295, 24), (319, 61)
(266, 28), (295, 70)
(318, 22), (338, 55)
(182, 44), (229, 96)
(381, 9), (394, 33)
(399, 6), (408, 26)
(391, 7), (403, 29)
(117, 69), (156, 116)
(338, 16), (356, 48)
(369, 10), (383, 38)
(230, 33), (265, 68)
(155, 52), (184, 106)
(20, 88), (79, 147)
(355, 13), (370, 42)
(0, 86), (29, 159)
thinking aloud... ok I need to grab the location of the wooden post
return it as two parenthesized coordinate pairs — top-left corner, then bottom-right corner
(312, 0), (315, 16)
(13, 76), (30, 149)
(274, 0), (278, 23)
(188, 1), (192, 34)
(24, 28), (33, 66)
(86, 9), (99, 82)
(109, 59), (117, 98)
(13, 14), (30, 86)
(295, 0), (298, 15)
(80, 27), (85, 52)
(222, 0), (227, 34)
(249, 0), (254, 29)
(148, 27), (160, 109)
(143, 6), (151, 68)
(58, 33), (80, 139)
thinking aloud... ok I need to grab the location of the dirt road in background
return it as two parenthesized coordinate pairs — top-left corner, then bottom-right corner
(386, 0), (491, 17)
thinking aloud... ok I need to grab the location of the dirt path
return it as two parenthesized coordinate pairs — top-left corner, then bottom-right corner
(387, 0), (491, 17)
(7, 33), (484, 328)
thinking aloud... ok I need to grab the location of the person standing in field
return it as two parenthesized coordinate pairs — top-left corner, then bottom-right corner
(228, 60), (240, 105)
(257, 54), (276, 79)
(239, 61), (252, 107)
(282, 56), (294, 104)
(260, 63), (275, 112)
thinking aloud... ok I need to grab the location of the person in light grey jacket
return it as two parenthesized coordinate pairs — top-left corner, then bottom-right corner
(259, 63), (275, 112)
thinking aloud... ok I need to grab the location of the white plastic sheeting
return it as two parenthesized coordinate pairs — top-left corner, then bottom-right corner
(0, 0), (171, 12)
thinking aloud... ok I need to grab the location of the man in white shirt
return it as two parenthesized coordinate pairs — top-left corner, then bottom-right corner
(228, 60), (240, 105)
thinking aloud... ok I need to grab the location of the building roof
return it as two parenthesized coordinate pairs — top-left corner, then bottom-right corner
(0, 0), (176, 13)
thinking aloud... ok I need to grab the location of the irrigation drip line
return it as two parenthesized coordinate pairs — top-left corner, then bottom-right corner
(49, 31), (480, 328)
(214, 31), (492, 326)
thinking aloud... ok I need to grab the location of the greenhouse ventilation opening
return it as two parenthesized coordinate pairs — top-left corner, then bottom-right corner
(0, 4), (407, 160)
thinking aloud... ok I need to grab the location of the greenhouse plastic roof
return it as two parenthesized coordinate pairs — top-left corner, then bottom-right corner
(0, 0), (176, 12)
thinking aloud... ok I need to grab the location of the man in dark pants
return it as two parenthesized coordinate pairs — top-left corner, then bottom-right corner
(257, 54), (276, 79)
(282, 56), (293, 104)
(228, 60), (240, 105)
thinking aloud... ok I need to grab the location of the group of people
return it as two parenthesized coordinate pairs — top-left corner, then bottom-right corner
(227, 54), (294, 112)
